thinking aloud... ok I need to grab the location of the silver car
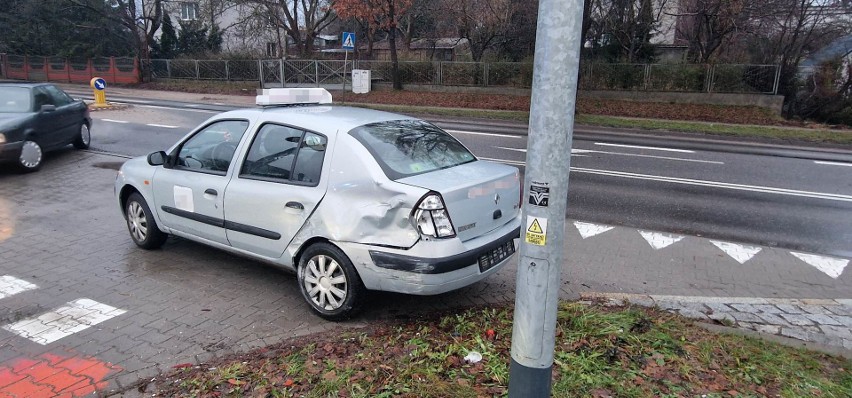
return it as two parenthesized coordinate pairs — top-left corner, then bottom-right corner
(115, 89), (521, 320)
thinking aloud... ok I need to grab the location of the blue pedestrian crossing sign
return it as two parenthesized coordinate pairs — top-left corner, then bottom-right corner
(342, 32), (355, 50)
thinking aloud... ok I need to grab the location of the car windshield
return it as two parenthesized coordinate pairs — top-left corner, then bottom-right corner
(0, 87), (32, 113)
(349, 120), (476, 180)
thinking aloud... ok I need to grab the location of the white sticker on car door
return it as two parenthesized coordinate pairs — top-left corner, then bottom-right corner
(174, 186), (194, 213)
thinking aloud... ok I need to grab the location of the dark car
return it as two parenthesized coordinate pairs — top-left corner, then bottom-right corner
(0, 83), (92, 172)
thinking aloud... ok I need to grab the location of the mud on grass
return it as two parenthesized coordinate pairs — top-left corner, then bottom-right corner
(146, 303), (851, 397)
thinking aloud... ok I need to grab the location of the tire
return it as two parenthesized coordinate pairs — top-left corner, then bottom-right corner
(125, 192), (168, 250)
(73, 123), (91, 149)
(17, 140), (43, 172)
(297, 243), (366, 321)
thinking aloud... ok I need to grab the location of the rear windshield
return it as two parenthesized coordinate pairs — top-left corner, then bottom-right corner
(349, 120), (476, 180)
(0, 87), (31, 113)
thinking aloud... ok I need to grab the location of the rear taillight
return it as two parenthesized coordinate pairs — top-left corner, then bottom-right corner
(412, 193), (456, 239)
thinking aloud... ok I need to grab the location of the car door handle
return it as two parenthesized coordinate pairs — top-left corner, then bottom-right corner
(285, 201), (304, 210)
(204, 189), (218, 196)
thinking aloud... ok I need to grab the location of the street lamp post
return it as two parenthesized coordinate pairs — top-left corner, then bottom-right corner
(508, 0), (586, 396)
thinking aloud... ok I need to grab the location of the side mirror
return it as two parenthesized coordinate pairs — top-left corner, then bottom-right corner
(147, 151), (168, 166)
(40, 104), (56, 112)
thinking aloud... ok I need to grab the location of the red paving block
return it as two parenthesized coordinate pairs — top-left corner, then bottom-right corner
(0, 368), (26, 389)
(0, 353), (121, 398)
(7, 359), (40, 375)
(52, 356), (100, 377)
(37, 369), (89, 392)
(1, 377), (57, 398)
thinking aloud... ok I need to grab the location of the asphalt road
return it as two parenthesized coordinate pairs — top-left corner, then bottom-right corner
(85, 100), (852, 259)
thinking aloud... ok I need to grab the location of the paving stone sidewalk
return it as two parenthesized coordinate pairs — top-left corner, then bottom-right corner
(0, 150), (849, 397)
(582, 293), (852, 353)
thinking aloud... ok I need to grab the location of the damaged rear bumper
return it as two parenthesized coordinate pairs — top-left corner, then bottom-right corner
(337, 216), (521, 295)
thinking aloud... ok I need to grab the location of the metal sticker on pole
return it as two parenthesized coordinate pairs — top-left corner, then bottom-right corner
(529, 182), (550, 207)
(525, 216), (547, 246)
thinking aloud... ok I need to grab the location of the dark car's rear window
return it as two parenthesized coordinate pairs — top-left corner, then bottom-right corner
(349, 120), (476, 180)
(0, 87), (31, 113)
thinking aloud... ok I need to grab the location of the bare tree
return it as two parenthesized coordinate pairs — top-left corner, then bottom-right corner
(440, 0), (513, 62)
(335, 0), (414, 89)
(67, 0), (163, 61)
(239, 0), (338, 57)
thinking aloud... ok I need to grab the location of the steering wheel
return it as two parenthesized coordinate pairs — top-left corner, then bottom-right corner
(211, 142), (238, 171)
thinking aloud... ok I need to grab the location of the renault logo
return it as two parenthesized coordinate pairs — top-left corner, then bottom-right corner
(494, 194), (501, 205)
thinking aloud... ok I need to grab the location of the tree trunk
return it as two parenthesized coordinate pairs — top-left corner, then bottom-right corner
(388, 0), (402, 90)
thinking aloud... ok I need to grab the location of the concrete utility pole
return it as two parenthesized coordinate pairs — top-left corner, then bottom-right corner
(508, 0), (585, 396)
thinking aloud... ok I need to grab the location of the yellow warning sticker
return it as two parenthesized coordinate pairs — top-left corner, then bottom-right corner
(525, 216), (548, 246)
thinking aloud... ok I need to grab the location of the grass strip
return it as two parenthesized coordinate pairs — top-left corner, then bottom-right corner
(348, 102), (852, 146)
(153, 303), (851, 398)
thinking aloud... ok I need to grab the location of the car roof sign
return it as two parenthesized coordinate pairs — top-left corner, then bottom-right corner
(256, 88), (333, 106)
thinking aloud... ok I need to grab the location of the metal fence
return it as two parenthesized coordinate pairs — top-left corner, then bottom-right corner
(141, 58), (780, 94)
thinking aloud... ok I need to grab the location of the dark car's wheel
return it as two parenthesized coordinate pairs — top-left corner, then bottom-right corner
(297, 243), (366, 321)
(125, 192), (168, 250)
(17, 140), (43, 172)
(73, 123), (91, 149)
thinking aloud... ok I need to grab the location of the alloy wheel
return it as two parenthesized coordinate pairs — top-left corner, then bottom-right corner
(303, 254), (348, 310)
(127, 201), (148, 242)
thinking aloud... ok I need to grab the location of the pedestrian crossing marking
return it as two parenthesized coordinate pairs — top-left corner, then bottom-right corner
(0, 276), (37, 299)
(3, 299), (126, 345)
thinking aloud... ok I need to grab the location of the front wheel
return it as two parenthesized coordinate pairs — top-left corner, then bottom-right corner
(125, 192), (168, 250)
(73, 123), (91, 149)
(17, 140), (43, 172)
(297, 243), (366, 321)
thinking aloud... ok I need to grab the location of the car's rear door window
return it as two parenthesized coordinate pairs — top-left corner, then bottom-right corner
(240, 123), (327, 186)
(0, 87), (31, 112)
(349, 120), (476, 180)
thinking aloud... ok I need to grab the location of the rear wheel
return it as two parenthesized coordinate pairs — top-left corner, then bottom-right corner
(73, 123), (90, 149)
(125, 192), (168, 249)
(17, 140), (43, 172)
(297, 243), (366, 321)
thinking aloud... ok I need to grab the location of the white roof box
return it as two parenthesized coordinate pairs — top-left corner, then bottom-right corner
(256, 88), (333, 106)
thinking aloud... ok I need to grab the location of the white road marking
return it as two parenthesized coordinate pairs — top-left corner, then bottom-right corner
(128, 99), (152, 104)
(445, 129), (525, 139)
(0, 276), (38, 299)
(146, 123), (179, 129)
(639, 231), (685, 250)
(187, 104), (200, 107)
(595, 142), (695, 153)
(138, 105), (219, 114)
(572, 167), (852, 203)
(573, 222), (614, 239)
(2, 299), (126, 345)
(710, 241), (762, 264)
(213, 102), (226, 105)
(790, 252), (849, 279)
(100, 119), (129, 124)
(495, 146), (722, 164)
(815, 161), (852, 167)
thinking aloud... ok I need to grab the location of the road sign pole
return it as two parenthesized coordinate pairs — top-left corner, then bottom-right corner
(508, 0), (585, 396)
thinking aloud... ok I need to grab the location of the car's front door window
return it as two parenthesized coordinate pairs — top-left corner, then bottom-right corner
(32, 87), (54, 111)
(43, 85), (73, 107)
(177, 120), (249, 174)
